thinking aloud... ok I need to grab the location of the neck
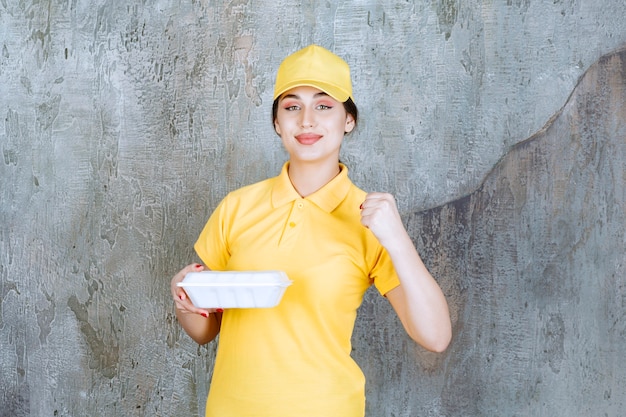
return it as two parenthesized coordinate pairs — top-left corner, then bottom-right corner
(287, 160), (341, 197)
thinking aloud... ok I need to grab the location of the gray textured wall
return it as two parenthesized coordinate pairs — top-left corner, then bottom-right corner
(1, 1), (625, 416)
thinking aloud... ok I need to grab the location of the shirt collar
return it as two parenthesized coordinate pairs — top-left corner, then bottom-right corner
(271, 162), (352, 213)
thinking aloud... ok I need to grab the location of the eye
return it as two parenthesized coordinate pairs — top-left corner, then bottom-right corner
(316, 104), (333, 110)
(282, 104), (300, 111)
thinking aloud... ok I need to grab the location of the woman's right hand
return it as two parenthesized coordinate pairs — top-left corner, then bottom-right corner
(171, 263), (216, 318)
(171, 263), (223, 344)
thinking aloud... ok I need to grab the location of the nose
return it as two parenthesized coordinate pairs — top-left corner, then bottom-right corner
(300, 106), (315, 128)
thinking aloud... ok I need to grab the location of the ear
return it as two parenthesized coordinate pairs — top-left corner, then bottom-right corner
(274, 120), (282, 136)
(344, 114), (355, 134)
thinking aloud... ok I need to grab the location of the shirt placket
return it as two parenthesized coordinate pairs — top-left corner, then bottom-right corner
(278, 198), (306, 249)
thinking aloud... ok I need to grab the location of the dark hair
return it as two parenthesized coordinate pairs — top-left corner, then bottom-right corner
(272, 97), (359, 135)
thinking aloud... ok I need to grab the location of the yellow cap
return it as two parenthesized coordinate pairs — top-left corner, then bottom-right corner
(273, 45), (353, 102)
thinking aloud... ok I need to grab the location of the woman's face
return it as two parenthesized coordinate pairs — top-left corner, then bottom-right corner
(274, 86), (355, 165)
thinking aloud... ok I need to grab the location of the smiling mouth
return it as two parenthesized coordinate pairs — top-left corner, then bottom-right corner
(295, 133), (322, 145)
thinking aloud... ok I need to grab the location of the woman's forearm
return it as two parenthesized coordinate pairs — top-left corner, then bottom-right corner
(175, 309), (221, 345)
(385, 231), (452, 352)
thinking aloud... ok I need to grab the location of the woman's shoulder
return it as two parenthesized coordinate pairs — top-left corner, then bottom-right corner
(223, 176), (276, 204)
(346, 180), (367, 202)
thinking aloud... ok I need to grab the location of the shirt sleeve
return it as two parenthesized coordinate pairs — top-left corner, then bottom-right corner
(370, 246), (401, 296)
(194, 195), (231, 270)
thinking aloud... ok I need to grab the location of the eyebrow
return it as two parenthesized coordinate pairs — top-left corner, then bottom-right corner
(280, 91), (330, 101)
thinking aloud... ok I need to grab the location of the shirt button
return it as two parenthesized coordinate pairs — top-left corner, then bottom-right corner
(289, 222), (296, 227)
(297, 202), (304, 209)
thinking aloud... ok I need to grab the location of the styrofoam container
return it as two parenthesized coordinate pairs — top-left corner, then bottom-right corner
(177, 270), (292, 308)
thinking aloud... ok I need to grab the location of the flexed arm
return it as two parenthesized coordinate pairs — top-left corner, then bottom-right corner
(360, 193), (451, 352)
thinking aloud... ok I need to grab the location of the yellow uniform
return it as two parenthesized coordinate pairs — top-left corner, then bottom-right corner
(195, 163), (400, 417)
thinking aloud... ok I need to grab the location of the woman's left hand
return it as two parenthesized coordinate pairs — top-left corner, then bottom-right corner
(359, 192), (405, 249)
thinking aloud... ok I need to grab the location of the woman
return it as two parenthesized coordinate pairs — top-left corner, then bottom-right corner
(170, 44), (451, 417)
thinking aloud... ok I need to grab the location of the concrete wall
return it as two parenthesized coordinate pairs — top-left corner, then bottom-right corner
(1, 1), (625, 416)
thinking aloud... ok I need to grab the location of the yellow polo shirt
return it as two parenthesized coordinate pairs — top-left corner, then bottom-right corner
(194, 163), (400, 417)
